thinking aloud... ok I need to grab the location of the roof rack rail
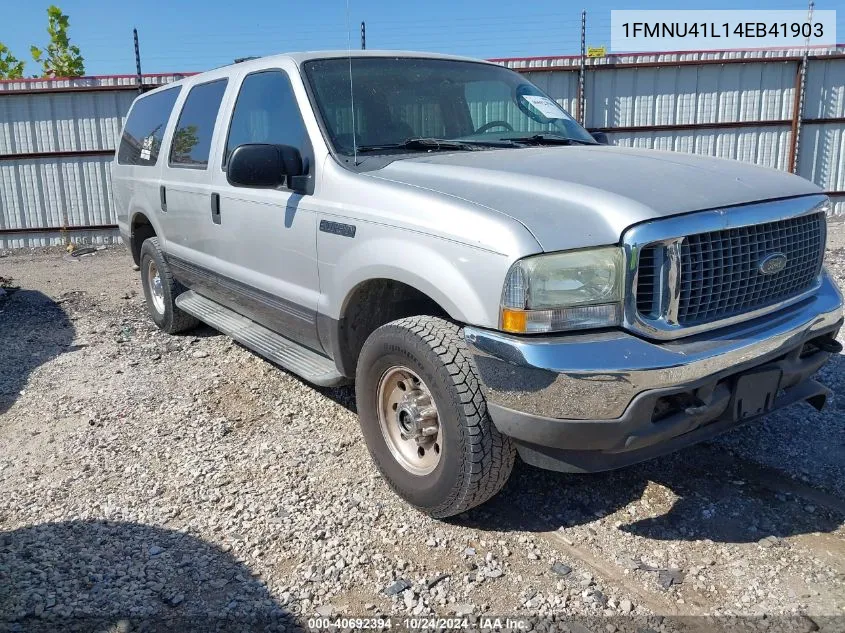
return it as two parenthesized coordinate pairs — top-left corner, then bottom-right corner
(234, 56), (259, 64)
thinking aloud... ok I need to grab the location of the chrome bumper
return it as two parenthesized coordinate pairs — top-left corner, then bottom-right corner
(465, 271), (843, 422)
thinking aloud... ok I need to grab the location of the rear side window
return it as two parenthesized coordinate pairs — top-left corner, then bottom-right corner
(224, 70), (307, 167)
(169, 79), (228, 169)
(117, 86), (180, 166)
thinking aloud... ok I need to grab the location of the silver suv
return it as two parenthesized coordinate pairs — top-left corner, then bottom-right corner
(113, 51), (843, 517)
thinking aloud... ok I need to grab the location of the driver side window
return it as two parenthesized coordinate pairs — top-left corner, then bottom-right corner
(224, 70), (308, 167)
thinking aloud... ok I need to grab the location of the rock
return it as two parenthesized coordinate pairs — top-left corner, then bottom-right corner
(454, 603), (474, 617)
(192, 350), (209, 359)
(465, 547), (476, 556)
(619, 599), (633, 614)
(758, 535), (780, 548)
(384, 579), (411, 596)
(551, 562), (572, 576)
(486, 568), (503, 578)
(427, 573), (450, 589)
(403, 589), (417, 609)
(315, 604), (334, 617)
(148, 545), (163, 556)
(657, 568), (684, 589)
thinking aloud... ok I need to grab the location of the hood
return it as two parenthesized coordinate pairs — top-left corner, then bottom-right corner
(366, 146), (822, 252)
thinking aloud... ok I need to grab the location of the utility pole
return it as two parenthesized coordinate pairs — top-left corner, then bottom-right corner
(790, 0), (814, 174)
(578, 10), (586, 125)
(361, 21), (366, 50)
(133, 28), (143, 93)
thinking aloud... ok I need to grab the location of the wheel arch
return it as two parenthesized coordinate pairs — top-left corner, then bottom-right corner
(324, 276), (456, 378)
(129, 210), (158, 266)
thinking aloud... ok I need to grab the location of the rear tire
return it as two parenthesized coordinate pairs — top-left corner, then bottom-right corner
(355, 316), (515, 518)
(139, 237), (198, 334)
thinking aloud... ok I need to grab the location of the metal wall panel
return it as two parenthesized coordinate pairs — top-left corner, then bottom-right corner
(607, 127), (792, 171)
(802, 58), (845, 119)
(798, 123), (845, 193)
(0, 91), (135, 154)
(585, 62), (795, 127)
(0, 156), (114, 231)
(1, 54), (844, 246)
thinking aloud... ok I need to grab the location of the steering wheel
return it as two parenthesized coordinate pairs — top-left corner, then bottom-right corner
(474, 120), (514, 134)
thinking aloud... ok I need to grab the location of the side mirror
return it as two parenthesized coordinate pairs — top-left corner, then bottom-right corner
(590, 130), (610, 145)
(226, 143), (304, 188)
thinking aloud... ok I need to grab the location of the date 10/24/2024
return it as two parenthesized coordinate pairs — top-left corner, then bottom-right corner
(621, 21), (825, 40)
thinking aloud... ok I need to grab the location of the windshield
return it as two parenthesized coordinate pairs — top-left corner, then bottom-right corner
(302, 57), (595, 156)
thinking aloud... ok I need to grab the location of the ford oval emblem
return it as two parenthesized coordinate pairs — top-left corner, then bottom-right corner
(758, 252), (787, 275)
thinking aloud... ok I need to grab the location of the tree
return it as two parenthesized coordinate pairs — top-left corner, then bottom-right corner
(0, 43), (24, 79)
(31, 5), (85, 78)
(170, 126), (200, 163)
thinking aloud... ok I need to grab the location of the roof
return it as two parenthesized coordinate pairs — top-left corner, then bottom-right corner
(135, 50), (500, 97)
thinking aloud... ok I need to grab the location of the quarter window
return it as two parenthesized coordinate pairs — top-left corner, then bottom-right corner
(169, 79), (228, 168)
(117, 86), (180, 166)
(224, 70), (307, 167)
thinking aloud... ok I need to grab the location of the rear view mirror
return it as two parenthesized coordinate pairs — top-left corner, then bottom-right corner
(590, 130), (609, 145)
(227, 144), (304, 188)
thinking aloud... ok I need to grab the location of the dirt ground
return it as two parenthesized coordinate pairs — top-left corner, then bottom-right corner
(1, 225), (845, 633)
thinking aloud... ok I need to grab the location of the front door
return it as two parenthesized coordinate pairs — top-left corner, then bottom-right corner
(204, 68), (321, 351)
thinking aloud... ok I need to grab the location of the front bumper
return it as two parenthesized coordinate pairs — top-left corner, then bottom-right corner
(464, 272), (843, 473)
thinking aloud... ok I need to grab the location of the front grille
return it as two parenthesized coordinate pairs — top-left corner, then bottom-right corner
(636, 212), (825, 326)
(636, 246), (657, 314)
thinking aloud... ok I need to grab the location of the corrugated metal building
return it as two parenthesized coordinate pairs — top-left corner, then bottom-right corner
(0, 48), (843, 249)
(0, 74), (191, 248)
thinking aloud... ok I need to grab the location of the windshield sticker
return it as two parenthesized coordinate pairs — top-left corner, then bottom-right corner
(521, 95), (567, 119)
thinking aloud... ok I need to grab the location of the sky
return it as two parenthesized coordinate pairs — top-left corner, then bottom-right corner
(0, 0), (841, 77)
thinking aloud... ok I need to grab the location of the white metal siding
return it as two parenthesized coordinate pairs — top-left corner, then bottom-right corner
(608, 127), (792, 171)
(0, 91), (135, 154)
(1, 53), (844, 247)
(0, 156), (114, 231)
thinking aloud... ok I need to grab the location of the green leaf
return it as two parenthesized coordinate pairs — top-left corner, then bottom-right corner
(31, 4), (85, 77)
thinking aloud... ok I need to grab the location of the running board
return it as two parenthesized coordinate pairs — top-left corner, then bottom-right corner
(175, 291), (348, 387)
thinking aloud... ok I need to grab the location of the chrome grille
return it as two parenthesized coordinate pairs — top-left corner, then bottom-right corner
(635, 211), (825, 326)
(636, 246), (657, 314)
(676, 213), (824, 324)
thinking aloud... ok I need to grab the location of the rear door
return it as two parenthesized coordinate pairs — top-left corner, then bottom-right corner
(113, 86), (182, 250)
(158, 76), (230, 266)
(204, 67), (321, 350)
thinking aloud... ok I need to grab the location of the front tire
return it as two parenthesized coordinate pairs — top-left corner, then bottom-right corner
(139, 237), (198, 334)
(355, 316), (515, 518)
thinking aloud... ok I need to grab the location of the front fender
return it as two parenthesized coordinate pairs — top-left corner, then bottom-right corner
(319, 232), (511, 329)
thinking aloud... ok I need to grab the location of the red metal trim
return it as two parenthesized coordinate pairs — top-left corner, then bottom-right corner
(0, 149), (113, 161)
(515, 57), (810, 72)
(490, 43), (844, 63)
(505, 52), (844, 73)
(0, 84), (145, 96)
(0, 224), (119, 235)
(788, 61), (804, 173)
(0, 72), (195, 84)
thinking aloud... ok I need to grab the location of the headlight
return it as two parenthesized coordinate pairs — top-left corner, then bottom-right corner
(500, 247), (624, 333)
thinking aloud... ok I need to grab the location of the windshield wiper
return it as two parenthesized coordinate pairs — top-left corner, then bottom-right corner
(503, 134), (597, 146)
(356, 137), (479, 153)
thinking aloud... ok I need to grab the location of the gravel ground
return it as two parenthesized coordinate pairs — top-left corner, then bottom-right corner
(1, 228), (845, 633)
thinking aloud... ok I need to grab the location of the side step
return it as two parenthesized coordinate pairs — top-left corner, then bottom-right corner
(175, 290), (348, 387)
